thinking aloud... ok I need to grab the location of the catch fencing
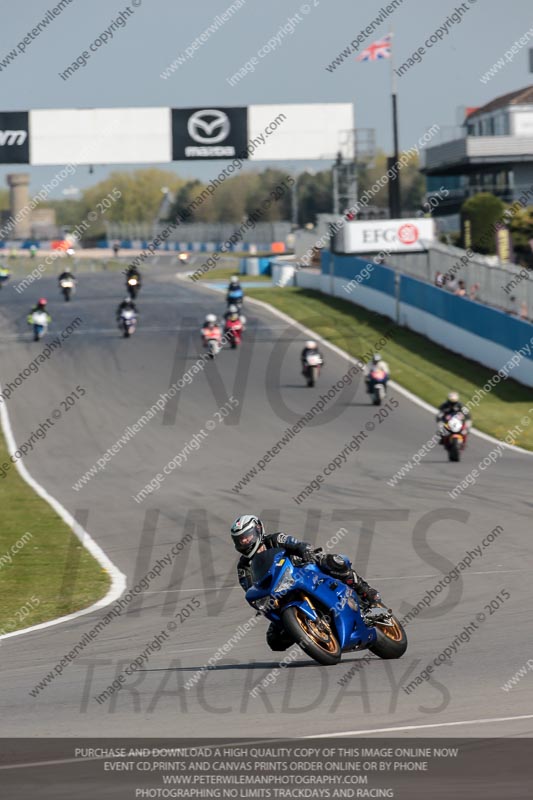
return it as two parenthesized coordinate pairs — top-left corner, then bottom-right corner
(397, 241), (533, 320)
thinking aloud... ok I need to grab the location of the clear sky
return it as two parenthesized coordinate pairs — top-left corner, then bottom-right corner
(1, 0), (532, 197)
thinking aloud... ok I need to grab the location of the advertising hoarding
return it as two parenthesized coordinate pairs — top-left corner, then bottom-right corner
(340, 218), (436, 254)
(0, 112), (29, 164)
(172, 107), (248, 160)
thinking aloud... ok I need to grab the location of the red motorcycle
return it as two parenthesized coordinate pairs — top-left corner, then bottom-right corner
(439, 412), (468, 462)
(224, 317), (244, 349)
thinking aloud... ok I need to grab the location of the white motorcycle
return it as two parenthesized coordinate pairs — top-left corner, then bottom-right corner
(303, 352), (323, 387)
(60, 278), (75, 301)
(206, 337), (221, 358)
(120, 309), (137, 338)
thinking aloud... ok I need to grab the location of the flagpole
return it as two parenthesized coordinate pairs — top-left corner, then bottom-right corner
(389, 32), (401, 218)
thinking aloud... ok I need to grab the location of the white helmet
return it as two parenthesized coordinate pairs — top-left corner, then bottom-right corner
(228, 304), (238, 314)
(205, 314), (216, 324)
(305, 340), (317, 349)
(230, 275), (239, 285)
(372, 353), (381, 364)
(448, 391), (460, 403)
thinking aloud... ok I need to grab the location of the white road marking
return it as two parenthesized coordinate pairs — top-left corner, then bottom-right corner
(306, 713), (533, 737)
(2, 714), (532, 770)
(0, 388), (126, 644)
(141, 568), (526, 593)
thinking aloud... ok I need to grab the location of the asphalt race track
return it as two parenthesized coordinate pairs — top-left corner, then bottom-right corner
(1, 260), (532, 740)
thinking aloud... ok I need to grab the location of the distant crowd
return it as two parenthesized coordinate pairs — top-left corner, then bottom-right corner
(435, 271), (529, 320)
(434, 271), (480, 301)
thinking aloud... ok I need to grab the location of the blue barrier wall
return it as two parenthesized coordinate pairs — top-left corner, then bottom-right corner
(321, 252), (396, 296)
(400, 276), (533, 362)
(317, 253), (533, 386)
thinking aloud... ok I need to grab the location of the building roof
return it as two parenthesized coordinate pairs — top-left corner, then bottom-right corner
(467, 85), (533, 118)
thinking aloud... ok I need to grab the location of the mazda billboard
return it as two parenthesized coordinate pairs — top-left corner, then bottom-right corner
(172, 106), (248, 160)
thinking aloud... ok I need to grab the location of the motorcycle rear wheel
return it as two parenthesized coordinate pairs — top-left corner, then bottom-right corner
(281, 605), (341, 666)
(368, 607), (407, 659)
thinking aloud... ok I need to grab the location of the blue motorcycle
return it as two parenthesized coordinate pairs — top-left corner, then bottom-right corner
(227, 286), (244, 310)
(245, 547), (407, 666)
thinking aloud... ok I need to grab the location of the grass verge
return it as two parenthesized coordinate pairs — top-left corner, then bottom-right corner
(195, 264), (271, 282)
(0, 431), (110, 636)
(247, 287), (533, 450)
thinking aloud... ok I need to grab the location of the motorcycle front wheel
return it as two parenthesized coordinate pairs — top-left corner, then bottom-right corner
(373, 385), (384, 406)
(368, 607), (407, 659)
(281, 605), (341, 666)
(448, 438), (460, 462)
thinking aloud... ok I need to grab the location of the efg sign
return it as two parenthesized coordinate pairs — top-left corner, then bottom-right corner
(0, 112), (29, 164)
(340, 218), (435, 254)
(172, 107), (248, 159)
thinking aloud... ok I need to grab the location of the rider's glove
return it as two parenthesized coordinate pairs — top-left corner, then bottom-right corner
(294, 543), (314, 563)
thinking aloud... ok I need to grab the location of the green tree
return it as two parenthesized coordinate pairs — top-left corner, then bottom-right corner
(82, 169), (185, 226)
(246, 169), (292, 221)
(508, 205), (533, 265)
(460, 192), (506, 253)
(44, 198), (84, 228)
(297, 170), (333, 225)
(169, 179), (209, 223)
(357, 149), (425, 214)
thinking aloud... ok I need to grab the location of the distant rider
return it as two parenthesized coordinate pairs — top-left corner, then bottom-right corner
(436, 391), (472, 436)
(231, 515), (381, 651)
(224, 305), (244, 338)
(58, 268), (75, 284)
(116, 296), (138, 322)
(364, 353), (390, 394)
(201, 314), (222, 346)
(27, 297), (51, 325)
(125, 265), (142, 286)
(300, 340), (324, 373)
(0, 264), (11, 286)
(226, 275), (244, 307)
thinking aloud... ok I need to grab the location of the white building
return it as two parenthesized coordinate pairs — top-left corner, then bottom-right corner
(421, 85), (533, 215)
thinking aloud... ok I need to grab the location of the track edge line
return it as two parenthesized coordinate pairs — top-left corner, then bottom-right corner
(0, 385), (127, 644)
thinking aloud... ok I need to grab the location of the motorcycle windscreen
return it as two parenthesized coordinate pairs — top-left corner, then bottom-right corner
(250, 547), (285, 584)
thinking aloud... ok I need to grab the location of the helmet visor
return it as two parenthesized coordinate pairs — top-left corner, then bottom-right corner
(233, 529), (259, 555)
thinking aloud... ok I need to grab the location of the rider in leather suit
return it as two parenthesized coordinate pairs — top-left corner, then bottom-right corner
(231, 514), (381, 651)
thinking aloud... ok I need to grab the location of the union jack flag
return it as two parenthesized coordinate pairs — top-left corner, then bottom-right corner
(356, 34), (392, 62)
